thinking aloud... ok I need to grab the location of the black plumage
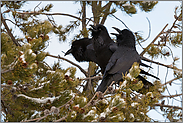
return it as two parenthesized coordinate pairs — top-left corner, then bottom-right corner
(90, 24), (118, 73)
(65, 38), (98, 63)
(96, 28), (157, 92)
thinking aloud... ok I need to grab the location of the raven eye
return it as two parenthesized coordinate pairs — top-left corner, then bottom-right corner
(98, 27), (102, 31)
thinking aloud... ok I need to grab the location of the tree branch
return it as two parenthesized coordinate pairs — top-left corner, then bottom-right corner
(82, 76), (102, 81)
(47, 54), (88, 77)
(54, 113), (68, 122)
(1, 68), (14, 74)
(161, 77), (179, 86)
(141, 56), (182, 71)
(164, 11), (182, 44)
(1, 14), (21, 47)
(14, 11), (95, 23)
(161, 93), (182, 98)
(100, 2), (112, 24)
(153, 103), (182, 110)
(81, 1), (86, 33)
(140, 24), (168, 56)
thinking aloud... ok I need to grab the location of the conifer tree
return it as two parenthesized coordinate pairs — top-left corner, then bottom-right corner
(1, 1), (182, 122)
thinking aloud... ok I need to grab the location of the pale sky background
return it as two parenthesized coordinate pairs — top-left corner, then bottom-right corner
(3, 1), (182, 122)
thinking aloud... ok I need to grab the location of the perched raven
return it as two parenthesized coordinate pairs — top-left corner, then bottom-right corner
(89, 24), (118, 73)
(65, 37), (113, 74)
(96, 28), (158, 93)
(65, 38), (98, 63)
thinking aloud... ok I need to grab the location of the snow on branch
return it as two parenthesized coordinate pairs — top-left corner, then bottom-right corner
(17, 94), (61, 104)
(30, 81), (50, 91)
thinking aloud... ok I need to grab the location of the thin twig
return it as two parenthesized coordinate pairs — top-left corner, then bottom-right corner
(47, 54), (88, 77)
(141, 56), (182, 71)
(140, 24), (168, 56)
(34, 2), (42, 12)
(54, 113), (68, 122)
(153, 103), (182, 110)
(1, 14), (21, 47)
(14, 11), (95, 23)
(103, 81), (115, 95)
(161, 93), (182, 98)
(83, 92), (98, 108)
(141, 17), (151, 42)
(163, 31), (182, 34)
(111, 13), (130, 30)
(81, 76), (102, 80)
(161, 77), (179, 86)
(1, 68), (14, 74)
(164, 11), (182, 44)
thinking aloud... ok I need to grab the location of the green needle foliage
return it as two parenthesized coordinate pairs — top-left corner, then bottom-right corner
(1, 1), (182, 122)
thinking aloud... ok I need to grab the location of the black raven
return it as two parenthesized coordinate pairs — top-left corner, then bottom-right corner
(65, 37), (113, 74)
(65, 38), (98, 63)
(89, 24), (118, 73)
(96, 28), (157, 93)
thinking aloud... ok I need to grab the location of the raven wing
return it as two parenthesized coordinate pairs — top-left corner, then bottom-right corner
(105, 47), (141, 76)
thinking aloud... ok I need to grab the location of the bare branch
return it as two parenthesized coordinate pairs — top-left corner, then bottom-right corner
(54, 114), (68, 122)
(153, 103), (182, 110)
(82, 76), (102, 81)
(100, 2), (112, 24)
(1, 84), (11, 87)
(47, 54), (88, 77)
(140, 24), (168, 56)
(1, 68), (14, 74)
(103, 81), (115, 95)
(83, 91), (98, 108)
(13, 11), (95, 23)
(1, 14), (21, 47)
(161, 93), (182, 98)
(161, 77), (179, 86)
(164, 11), (182, 44)
(141, 56), (182, 71)
(163, 31), (182, 34)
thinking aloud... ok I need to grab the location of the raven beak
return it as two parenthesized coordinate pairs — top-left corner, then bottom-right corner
(110, 33), (119, 36)
(64, 48), (72, 56)
(89, 24), (98, 32)
(112, 27), (121, 33)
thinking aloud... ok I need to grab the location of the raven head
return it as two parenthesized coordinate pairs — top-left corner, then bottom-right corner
(111, 27), (135, 48)
(90, 24), (108, 38)
(65, 39), (89, 62)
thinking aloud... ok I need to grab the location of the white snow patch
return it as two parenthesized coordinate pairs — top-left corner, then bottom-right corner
(17, 94), (61, 104)
(31, 52), (37, 57)
(65, 70), (71, 76)
(131, 102), (138, 107)
(75, 104), (80, 108)
(102, 99), (109, 105)
(140, 112), (144, 115)
(99, 112), (106, 119)
(130, 113), (134, 118)
(27, 49), (33, 54)
(46, 70), (55, 74)
(38, 68), (44, 73)
(146, 92), (153, 98)
(83, 97), (87, 103)
(20, 54), (26, 63)
(83, 110), (95, 118)
(30, 81), (50, 91)
(69, 90), (76, 97)
(123, 3), (132, 7)
(120, 80), (127, 88)
(105, 107), (111, 114)
(71, 111), (77, 118)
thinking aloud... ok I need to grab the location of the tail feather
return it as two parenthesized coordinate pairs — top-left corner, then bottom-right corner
(137, 75), (154, 87)
(96, 76), (114, 93)
(140, 69), (160, 80)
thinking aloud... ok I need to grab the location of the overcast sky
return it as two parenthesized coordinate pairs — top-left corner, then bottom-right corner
(5, 1), (182, 121)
